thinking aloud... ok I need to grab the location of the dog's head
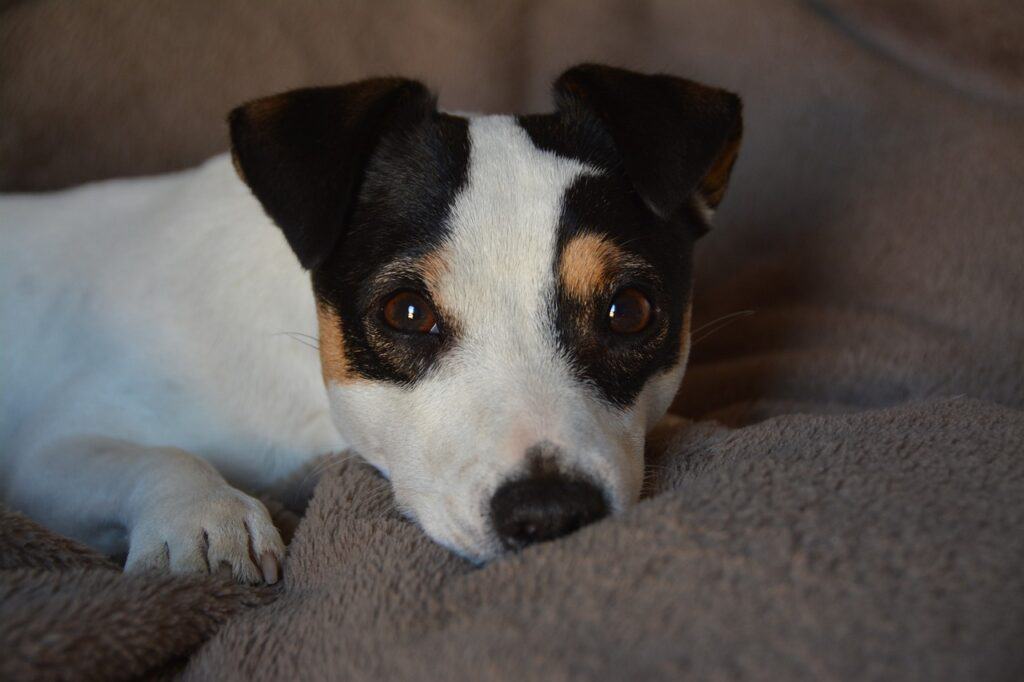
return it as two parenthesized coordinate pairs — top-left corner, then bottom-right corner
(229, 64), (742, 561)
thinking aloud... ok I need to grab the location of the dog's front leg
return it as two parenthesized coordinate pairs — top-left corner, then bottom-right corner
(7, 436), (285, 583)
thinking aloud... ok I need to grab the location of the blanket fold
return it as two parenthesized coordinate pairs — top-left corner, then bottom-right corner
(0, 510), (275, 681)
(180, 398), (1023, 681)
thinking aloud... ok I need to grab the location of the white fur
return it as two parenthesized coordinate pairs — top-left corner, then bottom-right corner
(0, 156), (339, 577)
(0, 116), (689, 570)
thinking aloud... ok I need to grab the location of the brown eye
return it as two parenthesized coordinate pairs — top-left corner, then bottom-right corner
(608, 288), (652, 334)
(382, 291), (438, 334)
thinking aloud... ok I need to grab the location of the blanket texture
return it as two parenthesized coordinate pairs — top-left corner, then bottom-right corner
(180, 400), (1024, 681)
(0, 510), (275, 680)
(1, 0), (1022, 680)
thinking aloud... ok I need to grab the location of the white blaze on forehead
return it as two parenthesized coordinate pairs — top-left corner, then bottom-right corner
(424, 116), (609, 458)
(438, 116), (595, 347)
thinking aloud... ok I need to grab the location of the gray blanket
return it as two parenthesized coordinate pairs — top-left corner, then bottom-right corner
(1, 0), (1022, 679)
(4, 400), (1022, 680)
(181, 399), (1024, 680)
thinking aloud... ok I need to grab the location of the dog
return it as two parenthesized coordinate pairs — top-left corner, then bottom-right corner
(0, 64), (742, 583)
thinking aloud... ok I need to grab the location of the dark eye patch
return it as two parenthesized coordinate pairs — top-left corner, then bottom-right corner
(329, 265), (459, 385)
(518, 108), (700, 408)
(549, 173), (697, 408)
(312, 112), (469, 385)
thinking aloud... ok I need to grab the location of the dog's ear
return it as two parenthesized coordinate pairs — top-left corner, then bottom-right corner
(229, 79), (434, 269)
(554, 64), (742, 226)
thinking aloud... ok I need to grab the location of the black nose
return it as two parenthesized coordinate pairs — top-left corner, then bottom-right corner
(490, 475), (609, 550)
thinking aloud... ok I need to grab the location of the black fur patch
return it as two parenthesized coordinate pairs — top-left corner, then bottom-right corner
(518, 64), (743, 407)
(558, 175), (696, 408)
(230, 79), (471, 385)
(520, 112), (699, 407)
(312, 112), (471, 384)
(553, 64), (743, 220)
(229, 79), (436, 269)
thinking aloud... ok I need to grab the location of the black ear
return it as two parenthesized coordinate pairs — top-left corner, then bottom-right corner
(553, 64), (742, 223)
(229, 79), (434, 269)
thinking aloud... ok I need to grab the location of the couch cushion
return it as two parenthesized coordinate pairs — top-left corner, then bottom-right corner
(0, 0), (527, 191)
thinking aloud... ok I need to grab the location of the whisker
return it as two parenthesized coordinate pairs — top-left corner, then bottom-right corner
(689, 309), (755, 336)
(272, 331), (320, 351)
(690, 309), (755, 347)
(299, 451), (361, 488)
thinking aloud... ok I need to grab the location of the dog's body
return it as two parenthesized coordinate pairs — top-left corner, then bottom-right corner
(1, 155), (333, 579)
(1, 154), (344, 489)
(1, 66), (741, 581)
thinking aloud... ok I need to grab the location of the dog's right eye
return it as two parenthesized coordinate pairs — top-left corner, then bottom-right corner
(382, 291), (439, 335)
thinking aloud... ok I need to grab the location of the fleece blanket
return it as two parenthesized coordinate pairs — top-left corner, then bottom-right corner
(2, 0), (1023, 680)
(4, 400), (1022, 680)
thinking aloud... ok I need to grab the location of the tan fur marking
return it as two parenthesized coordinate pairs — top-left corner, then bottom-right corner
(698, 135), (741, 208)
(316, 302), (352, 385)
(418, 248), (452, 297)
(244, 94), (289, 124)
(680, 301), (693, 357)
(560, 234), (626, 301)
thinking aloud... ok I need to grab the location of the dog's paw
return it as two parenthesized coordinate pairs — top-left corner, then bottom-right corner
(124, 484), (285, 584)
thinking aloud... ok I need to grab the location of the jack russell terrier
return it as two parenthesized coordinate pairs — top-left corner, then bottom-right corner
(0, 65), (742, 583)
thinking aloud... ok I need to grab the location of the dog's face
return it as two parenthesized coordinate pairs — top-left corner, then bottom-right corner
(230, 65), (742, 561)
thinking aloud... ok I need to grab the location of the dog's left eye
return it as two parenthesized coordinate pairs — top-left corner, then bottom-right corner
(608, 288), (653, 334)
(382, 291), (439, 335)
